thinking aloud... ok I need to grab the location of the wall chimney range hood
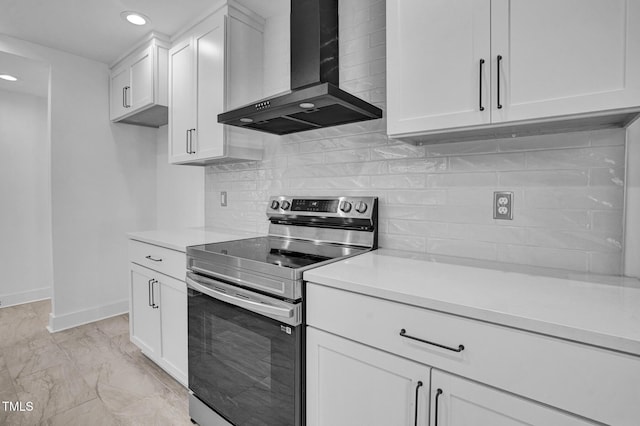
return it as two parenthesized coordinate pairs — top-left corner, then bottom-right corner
(217, 0), (383, 135)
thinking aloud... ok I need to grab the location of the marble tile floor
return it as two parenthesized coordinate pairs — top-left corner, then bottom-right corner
(0, 300), (193, 425)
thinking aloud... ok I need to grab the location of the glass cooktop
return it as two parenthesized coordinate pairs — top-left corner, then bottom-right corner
(191, 236), (368, 270)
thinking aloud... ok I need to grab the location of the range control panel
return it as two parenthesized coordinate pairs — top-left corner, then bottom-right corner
(267, 196), (376, 219)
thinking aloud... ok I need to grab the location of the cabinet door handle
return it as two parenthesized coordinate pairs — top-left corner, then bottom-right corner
(151, 279), (159, 309)
(122, 87), (127, 108)
(497, 55), (503, 109)
(189, 128), (196, 154)
(145, 255), (162, 262)
(479, 58), (485, 111)
(399, 329), (465, 352)
(124, 86), (131, 108)
(434, 388), (443, 426)
(413, 381), (423, 426)
(147, 278), (153, 307)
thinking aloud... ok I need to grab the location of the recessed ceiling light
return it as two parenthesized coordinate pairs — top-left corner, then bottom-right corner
(0, 74), (18, 82)
(120, 11), (150, 26)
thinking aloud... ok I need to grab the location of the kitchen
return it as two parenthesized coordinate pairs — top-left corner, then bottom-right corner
(1, 0), (639, 425)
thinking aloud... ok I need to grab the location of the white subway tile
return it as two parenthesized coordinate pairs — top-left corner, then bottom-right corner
(386, 190), (447, 205)
(447, 224), (528, 245)
(589, 252), (624, 275)
(371, 174), (425, 188)
(371, 144), (425, 160)
(591, 210), (624, 233)
(387, 219), (449, 237)
(524, 187), (624, 210)
(287, 152), (324, 166)
(324, 148), (371, 163)
(510, 209), (590, 230)
(427, 238), (498, 261)
(525, 146), (625, 170)
(589, 167), (625, 187)
(425, 140), (499, 157)
(499, 170), (588, 187)
(427, 172), (498, 188)
(379, 233), (427, 252)
(388, 158), (447, 174)
(449, 152), (525, 171)
(288, 176), (370, 189)
(497, 245), (588, 271)
(497, 131), (590, 152)
(528, 229), (622, 252)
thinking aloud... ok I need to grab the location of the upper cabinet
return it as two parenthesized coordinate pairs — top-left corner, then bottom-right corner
(168, 4), (264, 165)
(386, 0), (640, 142)
(110, 36), (170, 128)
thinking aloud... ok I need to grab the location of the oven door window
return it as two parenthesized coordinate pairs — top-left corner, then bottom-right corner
(188, 288), (302, 426)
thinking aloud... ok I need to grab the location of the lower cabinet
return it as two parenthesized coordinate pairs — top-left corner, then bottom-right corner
(430, 370), (596, 426)
(306, 327), (430, 426)
(129, 263), (188, 386)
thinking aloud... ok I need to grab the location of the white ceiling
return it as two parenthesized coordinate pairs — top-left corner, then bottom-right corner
(0, 0), (289, 65)
(0, 51), (49, 97)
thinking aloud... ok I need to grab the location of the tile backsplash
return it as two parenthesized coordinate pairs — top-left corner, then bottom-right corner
(205, 0), (626, 275)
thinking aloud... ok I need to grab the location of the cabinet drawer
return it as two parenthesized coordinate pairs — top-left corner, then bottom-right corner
(129, 239), (186, 280)
(306, 283), (640, 426)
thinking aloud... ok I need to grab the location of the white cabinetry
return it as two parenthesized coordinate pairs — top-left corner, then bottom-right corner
(128, 240), (188, 386)
(387, 0), (640, 141)
(430, 370), (595, 426)
(306, 283), (640, 426)
(110, 36), (170, 127)
(169, 4), (264, 165)
(306, 327), (429, 426)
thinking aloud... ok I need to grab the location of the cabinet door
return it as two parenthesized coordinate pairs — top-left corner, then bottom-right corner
(386, 0), (491, 136)
(306, 327), (429, 426)
(129, 45), (154, 111)
(130, 266), (161, 358)
(159, 276), (188, 386)
(110, 66), (130, 120)
(431, 370), (597, 426)
(168, 38), (197, 163)
(193, 13), (226, 160)
(491, 0), (640, 123)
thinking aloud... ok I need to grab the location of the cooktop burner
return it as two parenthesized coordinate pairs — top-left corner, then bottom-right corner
(193, 236), (366, 270)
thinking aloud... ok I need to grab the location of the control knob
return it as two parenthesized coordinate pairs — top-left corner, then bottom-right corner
(281, 200), (291, 210)
(339, 201), (352, 213)
(270, 200), (280, 210)
(355, 201), (368, 214)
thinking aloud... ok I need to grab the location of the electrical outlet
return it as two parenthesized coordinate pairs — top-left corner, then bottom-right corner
(493, 191), (513, 220)
(220, 191), (227, 207)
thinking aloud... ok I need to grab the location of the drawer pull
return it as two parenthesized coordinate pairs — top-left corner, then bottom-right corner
(145, 255), (163, 262)
(399, 329), (465, 352)
(414, 381), (423, 426)
(434, 388), (443, 426)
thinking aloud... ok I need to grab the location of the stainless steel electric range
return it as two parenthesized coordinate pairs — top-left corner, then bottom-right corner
(185, 195), (378, 426)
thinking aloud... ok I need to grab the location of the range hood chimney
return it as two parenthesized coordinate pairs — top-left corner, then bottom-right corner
(217, 0), (382, 135)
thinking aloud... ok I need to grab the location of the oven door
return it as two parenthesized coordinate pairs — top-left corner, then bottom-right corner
(186, 273), (303, 426)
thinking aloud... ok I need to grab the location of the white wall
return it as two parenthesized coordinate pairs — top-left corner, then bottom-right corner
(0, 89), (52, 306)
(625, 119), (640, 278)
(156, 126), (205, 228)
(0, 34), (157, 330)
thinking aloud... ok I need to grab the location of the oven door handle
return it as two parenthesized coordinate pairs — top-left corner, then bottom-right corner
(186, 276), (294, 319)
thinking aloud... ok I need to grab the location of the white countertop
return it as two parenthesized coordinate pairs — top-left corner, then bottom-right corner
(127, 227), (261, 252)
(304, 249), (640, 356)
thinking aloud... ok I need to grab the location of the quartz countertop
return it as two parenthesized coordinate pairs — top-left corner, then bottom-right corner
(127, 227), (261, 252)
(304, 249), (640, 356)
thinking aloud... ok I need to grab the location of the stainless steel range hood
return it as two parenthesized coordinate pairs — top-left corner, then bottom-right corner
(217, 0), (382, 135)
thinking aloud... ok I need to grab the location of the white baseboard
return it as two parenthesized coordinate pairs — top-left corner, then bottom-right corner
(0, 287), (51, 308)
(47, 299), (129, 332)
